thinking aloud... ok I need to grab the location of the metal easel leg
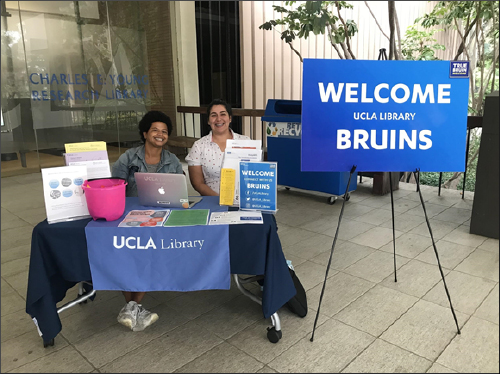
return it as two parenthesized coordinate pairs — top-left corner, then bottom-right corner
(414, 169), (461, 334)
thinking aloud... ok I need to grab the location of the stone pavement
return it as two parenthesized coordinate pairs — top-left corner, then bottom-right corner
(1, 164), (498, 373)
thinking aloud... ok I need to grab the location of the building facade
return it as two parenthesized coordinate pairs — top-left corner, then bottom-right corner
(1, 1), (459, 176)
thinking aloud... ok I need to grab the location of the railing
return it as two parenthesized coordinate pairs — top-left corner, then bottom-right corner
(175, 106), (266, 150)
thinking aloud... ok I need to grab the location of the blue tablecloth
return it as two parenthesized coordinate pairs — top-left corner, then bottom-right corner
(86, 198), (231, 292)
(26, 196), (296, 343)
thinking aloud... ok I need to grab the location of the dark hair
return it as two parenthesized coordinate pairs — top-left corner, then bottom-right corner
(207, 99), (232, 118)
(138, 111), (173, 143)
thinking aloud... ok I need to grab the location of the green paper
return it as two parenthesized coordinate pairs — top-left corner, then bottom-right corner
(163, 209), (210, 227)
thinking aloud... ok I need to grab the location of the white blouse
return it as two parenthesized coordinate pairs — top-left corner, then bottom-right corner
(185, 130), (250, 193)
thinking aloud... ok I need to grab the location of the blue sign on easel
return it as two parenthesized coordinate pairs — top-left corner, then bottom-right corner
(301, 59), (470, 172)
(239, 162), (277, 213)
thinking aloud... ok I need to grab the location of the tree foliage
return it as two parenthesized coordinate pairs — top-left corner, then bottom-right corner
(416, 1), (499, 115)
(400, 25), (446, 60)
(259, 1), (358, 61)
(415, 1), (499, 192)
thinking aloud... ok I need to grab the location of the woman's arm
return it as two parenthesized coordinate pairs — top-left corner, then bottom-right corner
(111, 154), (129, 179)
(188, 165), (218, 196)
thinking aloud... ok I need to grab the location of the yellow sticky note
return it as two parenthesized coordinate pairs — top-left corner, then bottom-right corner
(219, 168), (235, 206)
(64, 141), (107, 153)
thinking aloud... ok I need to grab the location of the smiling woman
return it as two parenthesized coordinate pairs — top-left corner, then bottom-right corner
(185, 99), (250, 196)
(110, 110), (184, 331)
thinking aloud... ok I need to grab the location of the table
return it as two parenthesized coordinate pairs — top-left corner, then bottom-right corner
(26, 196), (296, 344)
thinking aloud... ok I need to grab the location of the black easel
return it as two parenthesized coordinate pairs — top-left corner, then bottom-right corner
(383, 44), (459, 333)
(310, 165), (357, 342)
(311, 49), (461, 341)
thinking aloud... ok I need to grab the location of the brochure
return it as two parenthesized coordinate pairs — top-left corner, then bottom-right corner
(209, 211), (263, 225)
(220, 139), (262, 206)
(64, 150), (111, 179)
(219, 168), (236, 205)
(64, 141), (107, 153)
(118, 210), (171, 227)
(163, 209), (210, 227)
(41, 165), (91, 224)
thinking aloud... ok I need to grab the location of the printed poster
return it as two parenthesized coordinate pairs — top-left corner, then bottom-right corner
(41, 165), (91, 224)
(301, 59), (470, 172)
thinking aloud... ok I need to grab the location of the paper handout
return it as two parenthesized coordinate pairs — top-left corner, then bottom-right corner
(41, 165), (91, 224)
(65, 149), (111, 179)
(64, 141), (107, 153)
(221, 139), (262, 206)
(219, 169), (236, 206)
(209, 211), (263, 225)
(118, 210), (171, 227)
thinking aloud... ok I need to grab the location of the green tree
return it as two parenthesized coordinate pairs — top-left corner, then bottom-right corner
(400, 25), (446, 60)
(259, 1), (358, 61)
(417, 1), (499, 115)
(417, 1), (499, 191)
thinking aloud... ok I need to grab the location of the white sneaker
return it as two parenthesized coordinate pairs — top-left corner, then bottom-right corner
(132, 304), (159, 332)
(117, 301), (139, 330)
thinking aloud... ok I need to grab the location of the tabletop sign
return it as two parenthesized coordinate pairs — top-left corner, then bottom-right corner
(301, 59), (470, 172)
(41, 165), (91, 224)
(239, 161), (277, 213)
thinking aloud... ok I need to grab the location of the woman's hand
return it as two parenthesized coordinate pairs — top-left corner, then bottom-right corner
(188, 165), (218, 196)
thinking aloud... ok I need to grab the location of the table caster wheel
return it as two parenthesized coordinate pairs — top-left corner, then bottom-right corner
(267, 326), (282, 343)
(327, 196), (337, 205)
(43, 339), (54, 348)
(344, 193), (350, 201)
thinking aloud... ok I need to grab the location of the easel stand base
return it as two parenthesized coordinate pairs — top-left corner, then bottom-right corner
(310, 167), (461, 342)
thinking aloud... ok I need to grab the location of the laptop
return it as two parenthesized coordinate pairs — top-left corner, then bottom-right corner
(135, 172), (202, 209)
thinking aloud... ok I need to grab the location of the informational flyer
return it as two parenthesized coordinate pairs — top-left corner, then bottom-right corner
(219, 168), (236, 206)
(209, 211), (263, 225)
(221, 139), (262, 206)
(118, 210), (171, 227)
(41, 165), (91, 224)
(64, 141), (107, 153)
(64, 150), (111, 179)
(239, 161), (277, 213)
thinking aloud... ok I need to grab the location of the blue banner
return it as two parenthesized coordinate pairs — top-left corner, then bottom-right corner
(302, 59), (470, 172)
(239, 162), (277, 213)
(85, 198), (230, 292)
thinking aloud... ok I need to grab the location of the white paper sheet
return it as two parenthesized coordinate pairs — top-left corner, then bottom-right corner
(41, 165), (91, 224)
(221, 139), (263, 206)
(64, 150), (111, 179)
(208, 211), (263, 225)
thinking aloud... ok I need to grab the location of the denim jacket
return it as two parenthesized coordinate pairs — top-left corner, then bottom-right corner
(111, 145), (183, 197)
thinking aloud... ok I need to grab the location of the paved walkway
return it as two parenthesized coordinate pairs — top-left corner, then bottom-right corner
(1, 165), (498, 373)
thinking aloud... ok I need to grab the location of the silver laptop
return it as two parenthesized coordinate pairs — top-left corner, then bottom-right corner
(135, 172), (197, 209)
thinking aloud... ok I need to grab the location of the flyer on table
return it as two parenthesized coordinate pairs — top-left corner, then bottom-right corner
(239, 161), (277, 213)
(301, 59), (470, 172)
(41, 165), (91, 224)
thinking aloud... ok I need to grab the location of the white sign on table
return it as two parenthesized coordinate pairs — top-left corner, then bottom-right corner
(41, 165), (91, 224)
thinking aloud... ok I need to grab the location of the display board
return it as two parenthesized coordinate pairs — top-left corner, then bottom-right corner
(301, 59), (470, 172)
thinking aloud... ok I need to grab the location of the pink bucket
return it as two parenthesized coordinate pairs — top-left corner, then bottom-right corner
(82, 178), (127, 221)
